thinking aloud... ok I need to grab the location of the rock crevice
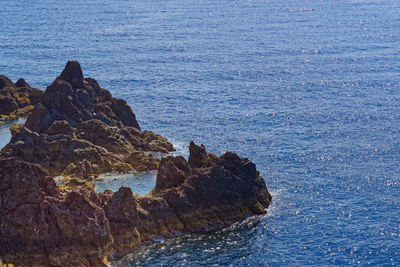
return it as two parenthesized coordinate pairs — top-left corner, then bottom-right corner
(0, 62), (272, 266)
(1, 61), (174, 178)
(0, 75), (43, 120)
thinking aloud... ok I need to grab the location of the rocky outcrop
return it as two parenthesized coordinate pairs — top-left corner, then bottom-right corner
(0, 143), (271, 266)
(0, 61), (174, 178)
(0, 62), (272, 266)
(0, 75), (43, 120)
(101, 142), (272, 253)
(0, 158), (113, 266)
(188, 140), (218, 168)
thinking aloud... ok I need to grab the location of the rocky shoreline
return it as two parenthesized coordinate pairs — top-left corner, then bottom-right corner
(0, 62), (271, 266)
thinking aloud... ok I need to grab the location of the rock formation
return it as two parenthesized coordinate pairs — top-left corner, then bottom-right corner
(0, 158), (113, 266)
(0, 75), (43, 120)
(0, 61), (174, 178)
(0, 142), (271, 266)
(0, 62), (272, 266)
(101, 142), (272, 253)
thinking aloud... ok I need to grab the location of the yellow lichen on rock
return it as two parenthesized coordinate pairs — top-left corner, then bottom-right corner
(0, 75), (43, 121)
(57, 177), (95, 193)
(13, 92), (30, 106)
(17, 105), (35, 118)
(9, 124), (23, 137)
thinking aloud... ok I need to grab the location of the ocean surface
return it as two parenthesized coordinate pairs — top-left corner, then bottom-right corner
(1, 0), (400, 265)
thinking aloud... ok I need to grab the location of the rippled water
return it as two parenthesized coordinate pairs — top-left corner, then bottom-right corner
(1, 0), (400, 265)
(0, 118), (25, 149)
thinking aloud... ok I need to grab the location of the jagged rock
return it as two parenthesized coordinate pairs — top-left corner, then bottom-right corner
(188, 141), (218, 168)
(0, 61), (174, 178)
(0, 143), (271, 265)
(0, 78), (18, 116)
(59, 60), (84, 89)
(154, 155), (190, 192)
(0, 64), (272, 266)
(0, 158), (113, 266)
(124, 152), (160, 172)
(0, 75), (43, 120)
(13, 78), (43, 109)
(101, 142), (272, 253)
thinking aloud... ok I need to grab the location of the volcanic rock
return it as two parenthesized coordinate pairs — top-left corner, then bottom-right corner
(188, 140), (218, 168)
(0, 158), (113, 266)
(0, 61), (174, 178)
(101, 142), (272, 253)
(0, 75), (43, 120)
(0, 64), (272, 266)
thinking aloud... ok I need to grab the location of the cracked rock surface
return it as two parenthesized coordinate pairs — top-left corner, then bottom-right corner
(0, 75), (43, 120)
(0, 61), (174, 178)
(0, 158), (113, 266)
(0, 142), (271, 266)
(0, 62), (272, 266)
(100, 141), (272, 253)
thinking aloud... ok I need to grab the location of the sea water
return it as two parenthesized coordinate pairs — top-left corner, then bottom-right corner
(1, 0), (399, 265)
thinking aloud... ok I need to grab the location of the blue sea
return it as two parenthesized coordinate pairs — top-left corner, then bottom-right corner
(1, 0), (400, 265)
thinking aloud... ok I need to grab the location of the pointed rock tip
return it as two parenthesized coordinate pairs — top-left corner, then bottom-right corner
(188, 141), (208, 168)
(15, 78), (29, 87)
(0, 75), (14, 89)
(189, 141), (206, 151)
(59, 61), (84, 88)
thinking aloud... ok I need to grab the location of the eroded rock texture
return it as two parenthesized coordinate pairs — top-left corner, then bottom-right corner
(0, 158), (113, 266)
(0, 143), (271, 266)
(0, 61), (174, 178)
(100, 142), (272, 253)
(0, 75), (43, 120)
(0, 62), (272, 266)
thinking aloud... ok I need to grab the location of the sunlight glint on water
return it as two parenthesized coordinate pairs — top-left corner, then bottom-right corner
(1, 0), (399, 265)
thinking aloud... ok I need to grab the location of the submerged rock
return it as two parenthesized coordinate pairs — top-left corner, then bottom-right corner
(0, 75), (43, 120)
(0, 61), (174, 178)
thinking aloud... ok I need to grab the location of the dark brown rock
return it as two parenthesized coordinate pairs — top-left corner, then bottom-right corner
(0, 76), (19, 117)
(12, 78), (43, 109)
(101, 142), (272, 253)
(0, 134), (271, 266)
(0, 75), (43, 120)
(124, 152), (160, 172)
(0, 94), (18, 116)
(0, 64), (272, 266)
(1, 61), (174, 178)
(0, 158), (113, 266)
(59, 60), (84, 89)
(154, 155), (190, 192)
(188, 141), (218, 168)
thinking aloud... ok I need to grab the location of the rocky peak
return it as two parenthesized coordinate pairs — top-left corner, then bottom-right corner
(14, 78), (29, 88)
(0, 75), (14, 90)
(155, 156), (191, 192)
(188, 141), (218, 168)
(2, 61), (173, 178)
(59, 61), (84, 89)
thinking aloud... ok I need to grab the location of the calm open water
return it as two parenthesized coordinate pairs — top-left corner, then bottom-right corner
(1, 0), (400, 265)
